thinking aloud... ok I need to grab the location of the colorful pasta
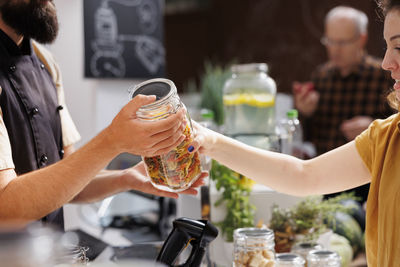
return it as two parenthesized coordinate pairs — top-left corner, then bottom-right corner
(144, 123), (201, 192)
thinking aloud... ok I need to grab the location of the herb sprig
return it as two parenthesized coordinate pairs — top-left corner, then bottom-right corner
(210, 160), (256, 242)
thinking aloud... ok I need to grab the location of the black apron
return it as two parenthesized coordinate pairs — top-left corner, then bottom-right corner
(0, 39), (65, 230)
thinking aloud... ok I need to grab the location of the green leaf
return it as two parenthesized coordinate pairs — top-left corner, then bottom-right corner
(210, 160), (256, 242)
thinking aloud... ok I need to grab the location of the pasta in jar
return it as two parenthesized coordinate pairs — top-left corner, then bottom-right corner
(131, 78), (202, 192)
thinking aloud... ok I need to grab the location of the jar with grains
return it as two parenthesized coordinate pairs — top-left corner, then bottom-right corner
(233, 227), (275, 267)
(275, 253), (305, 267)
(307, 250), (341, 267)
(130, 78), (202, 192)
(290, 241), (322, 266)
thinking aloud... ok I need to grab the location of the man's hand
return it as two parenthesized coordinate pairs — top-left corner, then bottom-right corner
(123, 161), (208, 198)
(292, 81), (320, 117)
(105, 95), (187, 157)
(340, 116), (373, 141)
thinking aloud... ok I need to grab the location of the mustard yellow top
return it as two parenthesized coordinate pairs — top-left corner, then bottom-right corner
(355, 113), (400, 266)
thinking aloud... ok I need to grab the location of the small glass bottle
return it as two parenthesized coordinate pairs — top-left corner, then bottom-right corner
(279, 109), (304, 158)
(290, 242), (322, 265)
(307, 250), (341, 267)
(233, 228), (275, 267)
(223, 63), (278, 150)
(130, 78), (202, 192)
(197, 109), (215, 221)
(275, 253), (306, 267)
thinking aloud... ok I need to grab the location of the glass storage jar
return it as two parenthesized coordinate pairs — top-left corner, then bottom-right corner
(307, 250), (341, 267)
(291, 242), (322, 266)
(223, 63), (278, 150)
(0, 225), (83, 267)
(233, 227), (275, 267)
(130, 78), (202, 192)
(275, 253), (306, 267)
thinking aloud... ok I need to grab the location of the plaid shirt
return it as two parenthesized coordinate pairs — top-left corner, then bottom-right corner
(303, 55), (394, 156)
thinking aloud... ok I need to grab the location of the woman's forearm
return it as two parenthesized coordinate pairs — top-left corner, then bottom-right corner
(206, 133), (310, 195)
(205, 132), (370, 196)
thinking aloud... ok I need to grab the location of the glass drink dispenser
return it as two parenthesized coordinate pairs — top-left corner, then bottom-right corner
(223, 63), (278, 150)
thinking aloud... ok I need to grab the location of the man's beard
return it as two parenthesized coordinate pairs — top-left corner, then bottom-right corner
(0, 0), (58, 44)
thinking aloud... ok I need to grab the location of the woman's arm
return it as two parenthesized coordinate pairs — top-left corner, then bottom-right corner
(192, 124), (371, 196)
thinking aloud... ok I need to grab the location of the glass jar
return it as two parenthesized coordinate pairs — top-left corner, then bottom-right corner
(130, 78), (202, 192)
(275, 253), (306, 267)
(233, 228), (275, 267)
(307, 250), (341, 267)
(223, 63), (277, 150)
(290, 242), (323, 265)
(0, 228), (54, 267)
(0, 225), (82, 267)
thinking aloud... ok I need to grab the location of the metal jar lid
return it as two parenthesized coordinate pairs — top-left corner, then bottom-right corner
(307, 250), (341, 265)
(129, 78), (176, 101)
(231, 63), (268, 74)
(276, 253), (305, 265)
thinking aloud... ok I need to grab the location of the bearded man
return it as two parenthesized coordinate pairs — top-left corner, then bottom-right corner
(0, 0), (203, 229)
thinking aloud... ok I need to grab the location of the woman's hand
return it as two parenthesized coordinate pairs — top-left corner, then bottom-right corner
(187, 120), (220, 155)
(123, 161), (209, 198)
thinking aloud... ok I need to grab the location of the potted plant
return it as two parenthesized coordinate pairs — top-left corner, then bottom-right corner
(209, 160), (256, 265)
(269, 193), (363, 267)
(210, 160), (256, 242)
(198, 61), (233, 126)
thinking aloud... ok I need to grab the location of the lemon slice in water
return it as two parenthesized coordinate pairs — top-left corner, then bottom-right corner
(223, 93), (275, 107)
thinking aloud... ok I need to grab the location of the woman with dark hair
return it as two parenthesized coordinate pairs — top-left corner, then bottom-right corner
(190, 1), (400, 265)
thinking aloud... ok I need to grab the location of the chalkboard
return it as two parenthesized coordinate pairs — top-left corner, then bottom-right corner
(83, 0), (165, 79)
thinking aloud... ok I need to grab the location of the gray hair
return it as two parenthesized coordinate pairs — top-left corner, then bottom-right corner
(325, 6), (369, 35)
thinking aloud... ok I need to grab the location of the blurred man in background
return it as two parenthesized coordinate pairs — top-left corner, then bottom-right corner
(293, 6), (393, 203)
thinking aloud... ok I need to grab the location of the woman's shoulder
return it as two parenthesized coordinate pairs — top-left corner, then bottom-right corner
(368, 113), (400, 139)
(372, 113), (400, 128)
(355, 113), (399, 170)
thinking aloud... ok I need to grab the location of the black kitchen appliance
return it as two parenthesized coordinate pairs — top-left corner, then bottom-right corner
(156, 217), (218, 267)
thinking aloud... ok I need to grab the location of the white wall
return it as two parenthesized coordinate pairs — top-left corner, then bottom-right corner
(50, 0), (143, 231)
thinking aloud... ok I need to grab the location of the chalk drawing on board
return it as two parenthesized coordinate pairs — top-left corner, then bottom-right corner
(137, 0), (159, 34)
(118, 34), (164, 75)
(90, 0), (164, 78)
